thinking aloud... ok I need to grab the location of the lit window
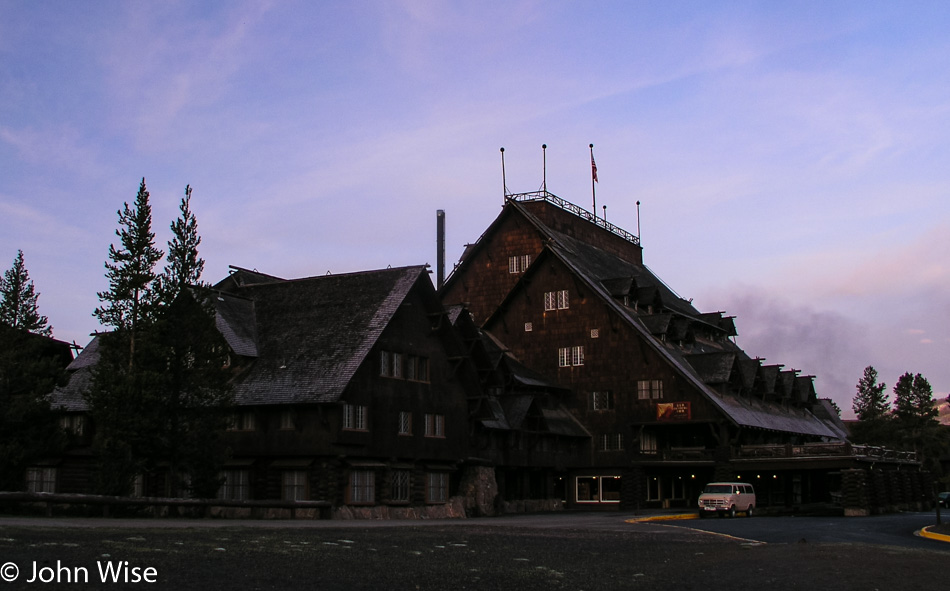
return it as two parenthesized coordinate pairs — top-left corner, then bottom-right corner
(349, 470), (375, 504)
(217, 470), (249, 500)
(392, 470), (411, 502)
(26, 467), (56, 493)
(424, 413), (445, 437)
(282, 471), (308, 501)
(398, 411), (412, 435)
(575, 475), (621, 503)
(343, 404), (368, 431)
(426, 472), (447, 503)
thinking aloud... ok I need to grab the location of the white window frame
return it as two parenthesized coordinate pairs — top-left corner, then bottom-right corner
(544, 291), (556, 311)
(558, 347), (570, 367)
(556, 289), (569, 310)
(637, 379), (663, 400)
(572, 345), (584, 366)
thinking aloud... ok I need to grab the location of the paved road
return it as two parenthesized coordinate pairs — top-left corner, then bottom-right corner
(1, 510), (946, 549)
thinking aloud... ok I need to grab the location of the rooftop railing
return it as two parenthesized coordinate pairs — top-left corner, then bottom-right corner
(507, 191), (641, 246)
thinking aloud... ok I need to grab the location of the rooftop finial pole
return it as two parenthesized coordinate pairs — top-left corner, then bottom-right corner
(636, 200), (641, 240)
(500, 147), (507, 203)
(603, 205), (607, 222)
(542, 143), (547, 194)
(589, 143), (598, 219)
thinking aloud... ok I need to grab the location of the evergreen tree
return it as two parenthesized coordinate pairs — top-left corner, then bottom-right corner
(852, 365), (888, 421)
(0, 250), (52, 336)
(93, 178), (164, 365)
(892, 372), (944, 474)
(0, 325), (68, 490)
(157, 185), (205, 305)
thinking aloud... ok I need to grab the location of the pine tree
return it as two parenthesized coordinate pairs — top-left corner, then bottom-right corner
(157, 185), (205, 305)
(893, 372), (938, 425)
(0, 250), (52, 336)
(93, 178), (164, 364)
(852, 365), (888, 421)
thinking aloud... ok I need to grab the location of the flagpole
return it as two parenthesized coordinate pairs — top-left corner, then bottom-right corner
(589, 143), (597, 219)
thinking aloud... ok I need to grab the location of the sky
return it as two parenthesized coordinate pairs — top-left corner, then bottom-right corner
(2, 1), (949, 417)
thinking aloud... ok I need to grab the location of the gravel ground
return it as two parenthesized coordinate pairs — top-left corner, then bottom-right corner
(0, 523), (947, 591)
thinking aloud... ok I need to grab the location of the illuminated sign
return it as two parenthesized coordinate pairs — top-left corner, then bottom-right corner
(656, 401), (691, 421)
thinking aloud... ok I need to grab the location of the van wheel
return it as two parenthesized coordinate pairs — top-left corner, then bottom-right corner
(746, 506), (753, 517)
(728, 506), (736, 518)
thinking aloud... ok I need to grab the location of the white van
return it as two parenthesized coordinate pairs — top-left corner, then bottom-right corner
(697, 482), (755, 518)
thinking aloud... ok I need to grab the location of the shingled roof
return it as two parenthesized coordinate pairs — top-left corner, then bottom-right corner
(492, 199), (846, 439)
(221, 265), (429, 406)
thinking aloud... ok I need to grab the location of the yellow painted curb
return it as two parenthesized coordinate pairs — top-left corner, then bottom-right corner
(626, 513), (698, 523)
(918, 526), (950, 543)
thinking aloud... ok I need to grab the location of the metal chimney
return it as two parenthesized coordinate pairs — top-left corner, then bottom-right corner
(436, 209), (445, 290)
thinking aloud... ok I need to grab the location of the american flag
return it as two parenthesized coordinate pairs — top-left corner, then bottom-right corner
(591, 154), (598, 182)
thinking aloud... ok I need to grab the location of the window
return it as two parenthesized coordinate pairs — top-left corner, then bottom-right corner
(640, 431), (657, 454)
(282, 471), (308, 501)
(424, 413), (445, 438)
(391, 470), (411, 503)
(600, 433), (624, 451)
(508, 254), (531, 274)
(543, 290), (570, 311)
(392, 353), (403, 378)
(26, 467), (56, 493)
(398, 411), (412, 435)
(559, 346), (584, 367)
(572, 346), (584, 366)
(380, 351), (393, 377)
(558, 347), (570, 367)
(279, 410), (295, 430)
(227, 411), (256, 431)
(349, 470), (375, 504)
(575, 475), (621, 503)
(426, 472), (447, 503)
(59, 415), (85, 436)
(406, 356), (429, 382)
(132, 474), (145, 498)
(343, 404), (368, 431)
(217, 470), (249, 500)
(591, 391), (613, 411)
(524, 322), (533, 332)
(590, 328), (599, 339)
(637, 379), (663, 400)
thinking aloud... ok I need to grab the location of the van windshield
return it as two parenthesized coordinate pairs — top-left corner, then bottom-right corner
(703, 485), (734, 494)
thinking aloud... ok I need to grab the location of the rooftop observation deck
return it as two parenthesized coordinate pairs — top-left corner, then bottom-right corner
(507, 190), (641, 247)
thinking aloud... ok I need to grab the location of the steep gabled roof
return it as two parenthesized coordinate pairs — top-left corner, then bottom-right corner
(225, 265), (430, 405)
(51, 334), (103, 412)
(480, 199), (844, 439)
